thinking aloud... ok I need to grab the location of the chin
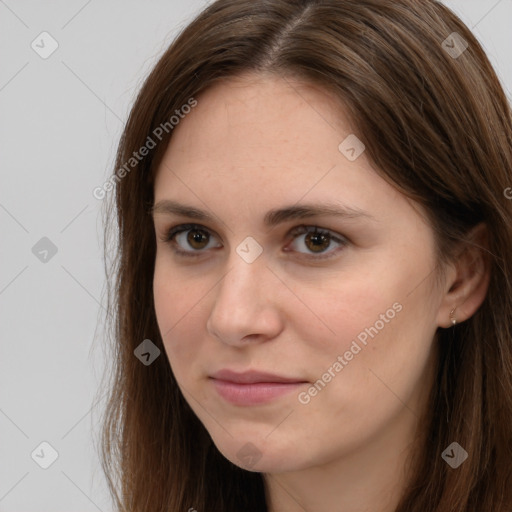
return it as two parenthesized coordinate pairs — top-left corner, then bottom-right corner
(209, 430), (311, 473)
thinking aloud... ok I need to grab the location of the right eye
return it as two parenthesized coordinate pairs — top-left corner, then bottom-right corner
(160, 223), (221, 258)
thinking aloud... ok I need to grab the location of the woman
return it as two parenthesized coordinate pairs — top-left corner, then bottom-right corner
(97, 0), (512, 510)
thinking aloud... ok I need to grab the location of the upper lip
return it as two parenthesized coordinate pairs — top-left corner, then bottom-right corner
(210, 369), (307, 384)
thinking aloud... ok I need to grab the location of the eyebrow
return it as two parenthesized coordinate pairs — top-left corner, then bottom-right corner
(150, 199), (375, 228)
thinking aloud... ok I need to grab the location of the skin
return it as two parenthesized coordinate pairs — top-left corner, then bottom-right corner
(151, 73), (490, 512)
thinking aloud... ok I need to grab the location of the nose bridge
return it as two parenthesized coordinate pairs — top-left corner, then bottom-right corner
(217, 247), (268, 310)
(207, 245), (278, 343)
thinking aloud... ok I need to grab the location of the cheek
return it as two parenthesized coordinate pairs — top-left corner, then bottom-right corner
(293, 305), (437, 462)
(307, 278), (438, 414)
(294, 257), (438, 392)
(291, 270), (404, 357)
(153, 263), (207, 377)
(153, 256), (208, 331)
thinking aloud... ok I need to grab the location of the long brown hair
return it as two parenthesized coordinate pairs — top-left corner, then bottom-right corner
(96, 1), (512, 510)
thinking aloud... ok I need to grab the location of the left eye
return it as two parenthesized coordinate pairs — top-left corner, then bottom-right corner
(285, 225), (347, 259)
(159, 223), (348, 260)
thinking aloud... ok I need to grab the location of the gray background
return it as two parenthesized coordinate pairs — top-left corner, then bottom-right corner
(1, 1), (511, 510)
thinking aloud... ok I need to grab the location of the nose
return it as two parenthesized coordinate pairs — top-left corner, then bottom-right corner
(206, 252), (283, 347)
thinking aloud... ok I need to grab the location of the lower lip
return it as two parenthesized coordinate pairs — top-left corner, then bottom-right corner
(210, 378), (306, 406)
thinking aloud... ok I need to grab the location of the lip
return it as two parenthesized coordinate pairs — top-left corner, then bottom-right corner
(211, 369), (306, 384)
(209, 369), (308, 406)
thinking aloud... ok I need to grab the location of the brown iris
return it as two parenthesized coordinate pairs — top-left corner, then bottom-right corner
(187, 228), (210, 250)
(303, 230), (331, 253)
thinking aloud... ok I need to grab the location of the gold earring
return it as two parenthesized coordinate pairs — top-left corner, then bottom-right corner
(449, 307), (457, 326)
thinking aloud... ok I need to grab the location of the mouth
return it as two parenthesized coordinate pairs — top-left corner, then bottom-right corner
(209, 369), (308, 406)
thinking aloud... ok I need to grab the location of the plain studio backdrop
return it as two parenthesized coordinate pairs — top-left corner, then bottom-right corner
(0, 1), (511, 510)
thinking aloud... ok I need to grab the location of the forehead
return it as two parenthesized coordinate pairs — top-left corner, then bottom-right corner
(152, 74), (408, 225)
(161, 74), (352, 163)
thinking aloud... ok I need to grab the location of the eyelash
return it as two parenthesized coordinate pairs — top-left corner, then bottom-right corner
(158, 223), (348, 261)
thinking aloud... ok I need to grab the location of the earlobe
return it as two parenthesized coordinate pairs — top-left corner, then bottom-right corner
(436, 223), (491, 329)
(449, 307), (457, 326)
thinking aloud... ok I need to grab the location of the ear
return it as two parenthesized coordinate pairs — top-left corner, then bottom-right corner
(436, 222), (491, 328)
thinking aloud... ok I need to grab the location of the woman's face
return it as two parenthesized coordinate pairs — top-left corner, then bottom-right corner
(152, 73), (445, 473)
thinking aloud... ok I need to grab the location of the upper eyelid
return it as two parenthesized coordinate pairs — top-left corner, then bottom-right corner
(162, 222), (344, 241)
